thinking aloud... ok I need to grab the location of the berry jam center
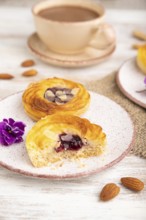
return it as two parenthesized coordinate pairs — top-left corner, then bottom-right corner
(55, 133), (84, 152)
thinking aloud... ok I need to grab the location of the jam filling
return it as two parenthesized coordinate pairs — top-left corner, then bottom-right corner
(55, 133), (84, 152)
(44, 87), (74, 105)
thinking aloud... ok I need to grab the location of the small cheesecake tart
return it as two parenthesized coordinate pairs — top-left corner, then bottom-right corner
(26, 114), (106, 167)
(137, 45), (146, 75)
(22, 78), (90, 121)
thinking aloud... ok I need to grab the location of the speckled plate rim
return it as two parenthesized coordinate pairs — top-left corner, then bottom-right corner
(0, 140), (134, 180)
(27, 33), (116, 68)
(116, 57), (146, 109)
(0, 91), (135, 180)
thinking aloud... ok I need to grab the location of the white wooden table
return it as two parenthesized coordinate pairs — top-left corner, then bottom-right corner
(0, 3), (146, 220)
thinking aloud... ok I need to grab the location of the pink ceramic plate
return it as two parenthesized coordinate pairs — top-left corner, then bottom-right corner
(116, 57), (146, 108)
(0, 92), (134, 179)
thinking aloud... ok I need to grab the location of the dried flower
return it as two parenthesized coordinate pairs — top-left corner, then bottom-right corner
(0, 118), (26, 146)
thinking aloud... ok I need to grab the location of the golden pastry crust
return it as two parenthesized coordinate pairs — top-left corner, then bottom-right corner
(136, 45), (146, 75)
(22, 78), (90, 121)
(26, 114), (106, 167)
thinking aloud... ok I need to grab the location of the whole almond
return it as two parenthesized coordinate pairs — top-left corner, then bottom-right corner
(132, 43), (146, 49)
(100, 183), (120, 201)
(21, 59), (35, 67)
(133, 30), (146, 41)
(0, 73), (14, 80)
(121, 177), (144, 191)
(22, 69), (38, 77)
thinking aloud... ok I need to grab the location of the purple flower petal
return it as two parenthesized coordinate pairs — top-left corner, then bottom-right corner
(1, 129), (11, 137)
(15, 136), (23, 143)
(0, 122), (6, 145)
(3, 119), (8, 123)
(0, 118), (26, 147)
(144, 77), (146, 85)
(3, 134), (15, 145)
(13, 127), (24, 136)
(0, 134), (6, 145)
(0, 122), (5, 132)
(8, 118), (15, 126)
(13, 121), (26, 131)
(5, 124), (12, 132)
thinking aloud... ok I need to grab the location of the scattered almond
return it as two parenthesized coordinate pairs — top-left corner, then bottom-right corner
(132, 43), (146, 49)
(22, 69), (38, 77)
(0, 73), (14, 80)
(133, 30), (146, 41)
(21, 59), (35, 67)
(100, 183), (120, 201)
(121, 177), (144, 191)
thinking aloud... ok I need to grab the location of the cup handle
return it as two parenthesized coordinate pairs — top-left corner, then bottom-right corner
(89, 23), (116, 50)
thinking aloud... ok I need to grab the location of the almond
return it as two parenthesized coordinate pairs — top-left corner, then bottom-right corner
(100, 183), (120, 201)
(0, 73), (14, 80)
(22, 69), (38, 77)
(45, 90), (55, 97)
(121, 177), (144, 191)
(133, 30), (146, 41)
(21, 59), (35, 67)
(71, 88), (79, 95)
(59, 94), (67, 101)
(132, 43), (146, 49)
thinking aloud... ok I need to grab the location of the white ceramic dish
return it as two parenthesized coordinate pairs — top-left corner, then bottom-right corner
(27, 33), (116, 68)
(116, 57), (146, 108)
(0, 91), (134, 179)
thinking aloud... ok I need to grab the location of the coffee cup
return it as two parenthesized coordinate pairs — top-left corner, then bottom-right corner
(32, 0), (115, 54)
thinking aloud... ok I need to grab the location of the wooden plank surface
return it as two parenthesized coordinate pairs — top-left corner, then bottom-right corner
(0, 155), (145, 220)
(0, 3), (146, 220)
(0, 0), (146, 9)
(0, 7), (145, 98)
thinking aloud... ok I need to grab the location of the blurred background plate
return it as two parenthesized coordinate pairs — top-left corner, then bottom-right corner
(28, 33), (116, 68)
(116, 57), (146, 109)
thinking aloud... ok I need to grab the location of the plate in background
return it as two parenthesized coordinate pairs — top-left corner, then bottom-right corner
(116, 57), (146, 108)
(28, 33), (116, 68)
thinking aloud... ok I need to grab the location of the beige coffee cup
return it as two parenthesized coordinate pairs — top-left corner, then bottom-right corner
(32, 0), (115, 54)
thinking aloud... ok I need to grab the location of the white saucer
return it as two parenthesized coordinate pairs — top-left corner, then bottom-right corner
(0, 91), (134, 179)
(27, 33), (116, 68)
(116, 57), (146, 109)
